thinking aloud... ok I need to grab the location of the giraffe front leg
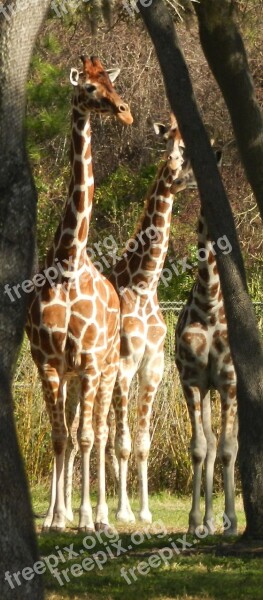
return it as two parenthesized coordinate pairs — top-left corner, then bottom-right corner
(218, 385), (238, 536)
(78, 373), (100, 532)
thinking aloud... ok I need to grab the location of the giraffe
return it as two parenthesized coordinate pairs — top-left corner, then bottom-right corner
(26, 55), (133, 531)
(107, 115), (192, 523)
(175, 200), (238, 535)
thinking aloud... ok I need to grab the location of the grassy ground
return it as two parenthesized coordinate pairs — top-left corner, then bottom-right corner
(27, 486), (263, 600)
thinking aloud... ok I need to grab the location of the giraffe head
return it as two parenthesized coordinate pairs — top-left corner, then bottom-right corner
(154, 115), (223, 192)
(153, 114), (190, 183)
(69, 55), (133, 125)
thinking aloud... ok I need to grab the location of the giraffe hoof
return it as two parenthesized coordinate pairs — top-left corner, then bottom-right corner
(188, 524), (202, 535)
(95, 522), (111, 532)
(203, 519), (216, 535)
(223, 527), (237, 536)
(42, 525), (51, 533)
(78, 526), (95, 534)
(50, 525), (66, 532)
(116, 509), (136, 523)
(65, 509), (74, 522)
(139, 509), (152, 523)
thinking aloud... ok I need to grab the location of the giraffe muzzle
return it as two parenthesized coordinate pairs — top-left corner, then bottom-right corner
(116, 103), (133, 125)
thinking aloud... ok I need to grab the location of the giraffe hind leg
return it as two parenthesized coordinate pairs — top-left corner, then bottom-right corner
(42, 375), (68, 531)
(64, 378), (80, 522)
(113, 358), (137, 523)
(135, 353), (165, 523)
(78, 371), (100, 532)
(218, 385), (238, 535)
(202, 391), (217, 534)
(43, 458), (56, 531)
(105, 404), (119, 484)
(182, 384), (208, 534)
(93, 368), (117, 529)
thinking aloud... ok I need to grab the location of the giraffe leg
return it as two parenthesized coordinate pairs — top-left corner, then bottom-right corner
(218, 385), (238, 535)
(43, 458), (56, 530)
(42, 376), (68, 531)
(202, 391), (217, 533)
(113, 360), (137, 523)
(105, 404), (119, 483)
(78, 371), (100, 532)
(135, 353), (164, 523)
(183, 384), (207, 534)
(64, 432), (79, 522)
(64, 378), (80, 522)
(94, 363), (119, 529)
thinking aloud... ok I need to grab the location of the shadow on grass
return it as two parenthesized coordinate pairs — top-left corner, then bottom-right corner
(38, 530), (263, 600)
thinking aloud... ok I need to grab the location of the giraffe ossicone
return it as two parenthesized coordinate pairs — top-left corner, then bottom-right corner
(26, 55), (133, 532)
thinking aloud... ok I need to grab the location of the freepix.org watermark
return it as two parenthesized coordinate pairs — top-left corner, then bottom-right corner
(3, 233), (119, 303)
(0, 0), (141, 22)
(3, 520), (165, 589)
(3, 225), (161, 303)
(4, 512), (232, 589)
(50, 0), (152, 20)
(0, 0), (90, 21)
(3, 228), (232, 302)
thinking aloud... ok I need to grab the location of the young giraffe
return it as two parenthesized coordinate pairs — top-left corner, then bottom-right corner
(107, 115), (191, 523)
(26, 56), (133, 531)
(175, 203), (238, 535)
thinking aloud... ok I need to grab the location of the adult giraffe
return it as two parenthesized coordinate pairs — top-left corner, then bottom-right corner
(108, 115), (191, 523)
(26, 56), (133, 531)
(175, 204), (238, 535)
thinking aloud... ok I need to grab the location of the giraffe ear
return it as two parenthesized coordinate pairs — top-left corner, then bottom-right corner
(215, 149), (223, 167)
(107, 68), (121, 83)
(153, 122), (169, 138)
(70, 68), (80, 86)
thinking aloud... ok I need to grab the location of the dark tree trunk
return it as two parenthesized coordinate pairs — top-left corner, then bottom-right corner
(0, 1), (49, 598)
(194, 0), (263, 220)
(139, 0), (263, 539)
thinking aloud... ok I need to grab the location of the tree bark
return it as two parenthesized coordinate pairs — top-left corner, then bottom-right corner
(0, 1), (49, 598)
(139, 0), (263, 539)
(194, 0), (263, 221)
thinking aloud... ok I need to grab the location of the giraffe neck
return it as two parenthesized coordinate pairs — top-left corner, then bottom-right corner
(113, 162), (175, 295)
(46, 105), (94, 269)
(194, 210), (221, 306)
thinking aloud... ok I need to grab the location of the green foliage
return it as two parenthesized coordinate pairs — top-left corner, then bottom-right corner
(247, 266), (263, 330)
(36, 171), (68, 261)
(26, 54), (69, 159)
(42, 32), (62, 54)
(247, 266), (263, 302)
(93, 163), (156, 243)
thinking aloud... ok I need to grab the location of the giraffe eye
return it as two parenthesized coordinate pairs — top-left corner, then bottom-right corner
(85, 84), (96, 93)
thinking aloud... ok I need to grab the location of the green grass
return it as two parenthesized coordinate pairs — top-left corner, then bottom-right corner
(27, 487), (263, 600)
